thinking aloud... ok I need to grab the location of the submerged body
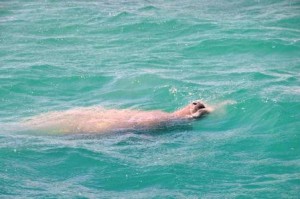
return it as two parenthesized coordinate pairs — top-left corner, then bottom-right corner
(23, 101), (213, 134)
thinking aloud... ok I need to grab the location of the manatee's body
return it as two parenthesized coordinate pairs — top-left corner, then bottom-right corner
(23, 101), (212, 134)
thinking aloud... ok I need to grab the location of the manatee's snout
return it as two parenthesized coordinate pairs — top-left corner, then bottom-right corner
(199, 103), (205, 109)
(192, 101), (206, 109)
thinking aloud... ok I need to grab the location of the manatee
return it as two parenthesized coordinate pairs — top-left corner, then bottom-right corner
(23, 100), (213, 134)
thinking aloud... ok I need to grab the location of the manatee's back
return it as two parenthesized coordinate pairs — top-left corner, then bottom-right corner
(22, 107), (180, 134)
(22, 107), (108, 134)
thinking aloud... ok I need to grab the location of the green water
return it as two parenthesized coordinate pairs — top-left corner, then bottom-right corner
(1, 0), (300, 198)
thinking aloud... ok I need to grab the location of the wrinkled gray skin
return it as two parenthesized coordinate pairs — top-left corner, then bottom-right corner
(24, 101), (212, 134)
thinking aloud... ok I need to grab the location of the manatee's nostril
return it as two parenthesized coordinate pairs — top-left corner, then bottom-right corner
(199, 104), (205, 109)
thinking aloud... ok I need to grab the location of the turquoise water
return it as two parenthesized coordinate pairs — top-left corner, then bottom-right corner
(1, 0), (300, 198)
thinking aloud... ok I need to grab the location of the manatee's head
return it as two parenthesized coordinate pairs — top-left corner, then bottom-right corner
(188, 101), (207, 118)
(173, 100), (209, 119)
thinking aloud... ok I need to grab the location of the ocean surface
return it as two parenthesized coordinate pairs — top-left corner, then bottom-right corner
(1, 0), (299, 198)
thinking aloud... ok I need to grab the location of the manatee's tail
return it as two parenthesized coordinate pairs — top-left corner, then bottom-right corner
(0, 121), (30, 135)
